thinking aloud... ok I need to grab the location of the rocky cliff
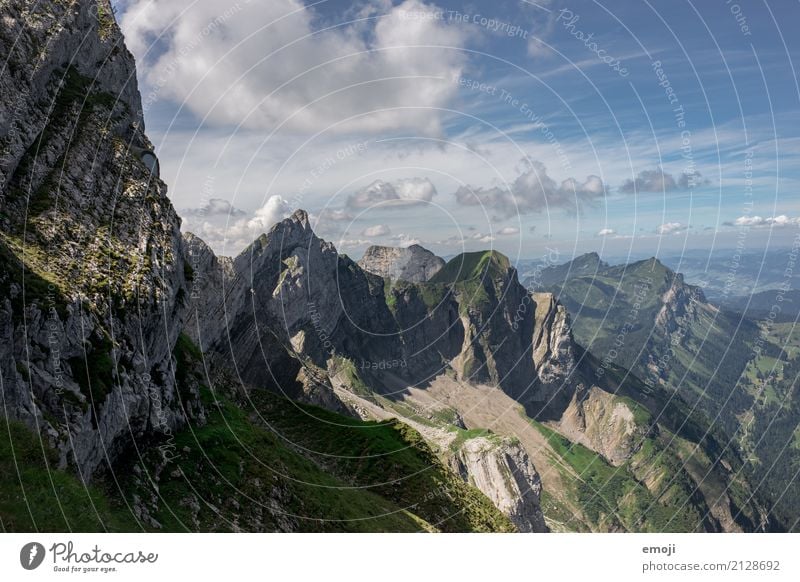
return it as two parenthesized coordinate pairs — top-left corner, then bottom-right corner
(450, 435), (547, 532)
(358, 244), (445, 282)
(0, 0), (199, 479)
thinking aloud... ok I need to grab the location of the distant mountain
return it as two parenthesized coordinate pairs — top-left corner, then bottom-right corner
(531, 254), (760, 436)
(534, 252), (800, 529)
(524, 251), (608, 289)
(720, 289), (800, 322)
(656, 249), (800, 300)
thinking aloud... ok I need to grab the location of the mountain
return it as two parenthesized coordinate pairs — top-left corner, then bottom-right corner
(0, 0), (511, 532)
(185, 217), (768, 532)
(720, 289), (800, 322)
(528, 254), (760, 439)
(656, 249), (800, 300)
(358, 244), (444, 282)
(532, 253), (800, 530)
(0, 0), (195, 480)
(0, 0), (773, 533)
(524, 251), (608, 289)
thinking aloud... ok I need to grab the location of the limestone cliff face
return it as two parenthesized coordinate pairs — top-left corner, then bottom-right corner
(0, 0), (199, 478)
(450, 436), (547, 533)
(557, 385), (650, 466)
(655, 273), (707, 334)
(358, 244), (444, 282)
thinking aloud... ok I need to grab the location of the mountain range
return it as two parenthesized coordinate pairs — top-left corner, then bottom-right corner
(0, 0), (794, 532)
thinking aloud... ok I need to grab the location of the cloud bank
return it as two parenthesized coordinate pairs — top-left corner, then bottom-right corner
(619, 167), (708, 194)
(121, 0), (468, 134)
(454, 160), (605, 217)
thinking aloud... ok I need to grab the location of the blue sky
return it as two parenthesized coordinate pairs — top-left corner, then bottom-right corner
(114, 0), (800, 262)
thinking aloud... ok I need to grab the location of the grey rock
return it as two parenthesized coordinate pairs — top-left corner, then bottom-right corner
(450, 436), (547, 532)
(358, 244), (445, 282)
(0, 0), (200, 479)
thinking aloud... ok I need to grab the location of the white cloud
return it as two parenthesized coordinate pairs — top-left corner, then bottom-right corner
(729, 215), (800, 228)
(362, 224), (391, 237)
(596, 228), (616, 236)
(497, 226), (520, 235)
(181, 195), (292, 253)
(656, 222), (687, 235)
(390, 233), (423, 248)
(121, 0), (468, 134)
(247, 196), (292, 231)
(181, 198), (246, 217)
(348, 177), (437, 208)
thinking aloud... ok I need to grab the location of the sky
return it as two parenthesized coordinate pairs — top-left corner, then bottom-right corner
(113, 0), (800, 264)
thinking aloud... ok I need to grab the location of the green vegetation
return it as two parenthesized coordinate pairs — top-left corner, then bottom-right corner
(257, 391), (514, 532)
(1, 375), (511, 532)
(544, 256), (759, 442)
(173, 332), (204, 401)
(96, 2), (117, 39)
(430, 250), (510, 284)
(0, 235), (70, 321)
(0, 417), (138, 532)
(448, 427), (495, 452)
(529, 419), (706, 532)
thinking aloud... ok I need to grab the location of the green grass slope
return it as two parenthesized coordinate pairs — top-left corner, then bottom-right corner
(1, 352), (513, 532)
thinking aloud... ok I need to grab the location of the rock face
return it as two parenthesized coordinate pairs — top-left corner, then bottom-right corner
(557, 386), (649, 466)
(187, 215), (581, 414)
(450, 436), (547, 533)
(358, 244), (445, 282)
(0, 0), (199, 479)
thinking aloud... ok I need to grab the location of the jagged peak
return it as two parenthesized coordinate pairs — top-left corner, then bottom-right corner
(235, 208), (315, 260)
(290, 208), (310, 226)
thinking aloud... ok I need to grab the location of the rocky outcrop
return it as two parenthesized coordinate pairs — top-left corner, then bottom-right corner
(358, 244), (444, 282)
(182, 232), (234, 345)
(450, 436), (547, 532)
(655, 271), (707, 334)
(557, 385), (650, 466)
(0, 0), (200, 479)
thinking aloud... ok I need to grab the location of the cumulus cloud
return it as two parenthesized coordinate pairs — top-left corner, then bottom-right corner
(453, 160), (605, 218)
(596, 228), (616, 236)
(390, 233), (423, 248)
(181, 198), (247, 218)
(497, 226), (520, 235)
(336, 238), (373, 250)
(181, 195), (292, 253)
(656, 222), (687, 235)
(247, 196), (293, 231)
(362, 224), (391, 237)
(619, 167), (708, 194)
(120, 0), (468, 134)
(348, 177), (437, 208)
(725, 215), (800, 228)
